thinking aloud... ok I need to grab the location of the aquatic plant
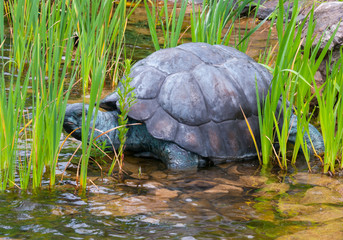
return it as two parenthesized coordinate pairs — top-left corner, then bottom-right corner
(1, 0), (79, 190)
(0, 0), (134, 191)
(191, 0), (248, 45)
(257, 0), (339, 170)
(108, 59), (137, 179)
(72, 0), (133, 190)
(144, 0), (188, 50)
(314, 51), (343, 173)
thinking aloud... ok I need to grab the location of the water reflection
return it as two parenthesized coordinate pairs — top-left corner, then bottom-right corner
(0, 159), (262, 239)
(2, 156), (343, 239)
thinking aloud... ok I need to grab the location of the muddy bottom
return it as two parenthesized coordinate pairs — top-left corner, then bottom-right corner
(2, 143), (343, 239)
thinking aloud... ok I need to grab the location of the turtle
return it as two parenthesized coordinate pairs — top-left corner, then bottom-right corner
(63, 42), (325, 170)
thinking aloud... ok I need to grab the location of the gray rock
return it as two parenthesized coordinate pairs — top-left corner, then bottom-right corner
(255, 0), (333, 21)
(256, 0), (294, 20)
(301, 2), (343, 82)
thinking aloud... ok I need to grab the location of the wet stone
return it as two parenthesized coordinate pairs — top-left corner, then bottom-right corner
(331, 184), (343, 198)
(130, 173), (150, 180)
(150, 170), (168, 179)
(191, 191), (228, 200)
(182, 179), (217, 189)
(226, 165), (244, 175)
(277, 222), (343, 240)
(219, 202), (257, 221)
(213, 177), (246, 187)
(288, 207), (343, 223)
(301, 186), (343, 204)
(277, 203), (317, 218)
(239, 175), (268, 188)
(96, 196), (169, 216)
(254, 183), (290, 199)
(142, 181), (164, 189)
(293, 172), (341, 188)
(253, 201), (275, 222)
(154, 188), (180, 199)
(204, 184), (243, 194)
(51, 208), (64, 216)
(217, 162), (235, 169)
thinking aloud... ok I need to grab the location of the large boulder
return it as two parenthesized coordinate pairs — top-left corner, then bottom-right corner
(255, 0), (333, 21)
(301, 2), (343, 83)
(256, 0), (295, 20)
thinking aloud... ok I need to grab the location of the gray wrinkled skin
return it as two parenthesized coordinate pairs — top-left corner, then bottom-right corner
(64, 103), (204, 170)
(288, 114), (325, 154)
(63, 42), (325, 170)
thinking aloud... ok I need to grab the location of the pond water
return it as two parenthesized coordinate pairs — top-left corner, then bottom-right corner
(2, 3), (343, 240)
(2, 154), (343, 239)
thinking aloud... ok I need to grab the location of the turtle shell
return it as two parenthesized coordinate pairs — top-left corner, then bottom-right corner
(100, 42), (272, 163)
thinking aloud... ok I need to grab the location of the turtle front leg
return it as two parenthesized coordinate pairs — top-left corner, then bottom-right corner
(288, 113), (325, 155)
(127, 124), (208, 170)
(156, 142), (207, 171)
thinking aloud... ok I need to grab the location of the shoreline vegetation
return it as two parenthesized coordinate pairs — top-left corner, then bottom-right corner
(0, 0), (342, 191)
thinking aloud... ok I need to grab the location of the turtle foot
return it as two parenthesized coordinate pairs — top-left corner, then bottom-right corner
(160, 142), (205, 171)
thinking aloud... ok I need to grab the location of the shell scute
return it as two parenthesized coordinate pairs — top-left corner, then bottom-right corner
(103, 43), (272, 160)
(191, 63), (249, 122)
(158, 72), (209, 125)
(199, 121), (227, 158)
(144, 107), (179, 141)
(128, 99), (159, 121)
(174, 123), (206, 157)
(177, 42), (230, 65)
(129, 66), (166, 99)
(144, 48), (202, 74)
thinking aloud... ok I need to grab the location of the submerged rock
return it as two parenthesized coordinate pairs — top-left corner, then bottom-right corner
(292, 172), (341, 188)
(288, 207), (343, 223)
(154, 188), (180, 198)
(301, 186), (343, 204)
(256, 0), (294, 20)
(204, 184), (243, 194)
(277, 203), (317, 218)
(239, 175), (268, 188)
(253, 182), (290, 199)
(277, 222), (343, 240)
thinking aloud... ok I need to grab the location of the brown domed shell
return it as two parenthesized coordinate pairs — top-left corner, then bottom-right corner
(100, 42), (272, 163)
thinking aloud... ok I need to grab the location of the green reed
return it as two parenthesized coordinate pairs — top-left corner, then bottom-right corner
(72, 0), (131, 189)
(2, 0), (78, 190)
(0, 43), (30, 191)
(108, 59), (137, 179)
(191, 0), (250, 45)
(0, 0), (3, 42)
(144, 0), (187, 50)
(191, 0), (270, 50)
(1, 0), (33, 190)
(313, 51), (343, 173)
(1, 0), (133, 191)
(257, 0), (338, 170)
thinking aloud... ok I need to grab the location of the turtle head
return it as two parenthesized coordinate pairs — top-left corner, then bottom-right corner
(63, 103), (88, 140)
(63, 103), (121, 150)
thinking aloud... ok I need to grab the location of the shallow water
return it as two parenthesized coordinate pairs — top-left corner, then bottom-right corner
(2, 152), (343, 239)
(2, 3), (343, 240)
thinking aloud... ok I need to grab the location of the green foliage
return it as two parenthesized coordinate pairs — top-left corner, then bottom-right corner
(191, 0), (249, 45)
(314, 50), (343, 173)
(108, 59), (137, 177)
(257, 0), (339, 170)
(0, 0), (132, 191)
(144, 0), (187, 50)
(1, 0), (77, 190)
(73, 0), (130, 190)
(190, 0), (271, 50)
